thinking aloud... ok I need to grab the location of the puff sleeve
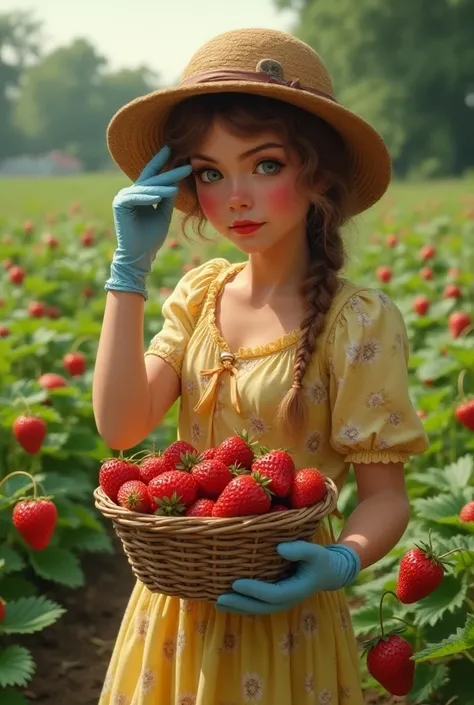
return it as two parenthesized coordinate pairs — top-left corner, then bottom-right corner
(144, 258), (227, 376)
(327, 288), (429, 464)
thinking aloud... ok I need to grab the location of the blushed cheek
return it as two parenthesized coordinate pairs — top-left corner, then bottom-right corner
(265, 183), (301, 214)
(197, 189), (220, 222)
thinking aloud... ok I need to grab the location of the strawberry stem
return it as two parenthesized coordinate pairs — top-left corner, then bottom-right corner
(0, 471), (38, 499)
(69, 335), (94, 354)
(379, 590), (400, 636)
(439, 547), (473, 560)
(14, 395), (32, 415)
(458, 369), (467, 400)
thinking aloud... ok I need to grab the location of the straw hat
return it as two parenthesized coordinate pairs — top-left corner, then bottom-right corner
(107, 28), (391, 216)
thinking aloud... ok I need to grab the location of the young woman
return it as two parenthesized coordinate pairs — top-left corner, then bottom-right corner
(93, 27), (429, 705)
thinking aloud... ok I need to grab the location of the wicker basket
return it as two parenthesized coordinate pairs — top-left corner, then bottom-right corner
(93, 477), (338, 601)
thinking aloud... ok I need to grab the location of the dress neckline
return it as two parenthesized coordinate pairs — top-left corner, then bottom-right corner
(206, 261), (300, 359)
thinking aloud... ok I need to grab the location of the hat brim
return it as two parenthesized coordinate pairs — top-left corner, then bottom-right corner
(107, 81), (392, 217)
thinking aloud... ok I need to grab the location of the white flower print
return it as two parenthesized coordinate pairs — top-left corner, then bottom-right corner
(306, 431), (322, 454)
(301, 610), (318, 635)
(141, 668), (156, 694)
(305, 380), (328, 405)
(387, 410), (403, 426)
(219, 630), (239, 652)
(199, 373), (211, 389)
(345, 340), (381, 365)
(238, 358), (262, 374)
(187, 379), (198, 394)
(344, 342), (361, 364)
(177, 628), (187, 654)
(191, 421), (203, 444)
(180, 599), (196, 613)
(280, 629), (298, 655)
(366, 390), (387, 408)
(178, 694), (197, 705)
(347, 295), (362, 311)
(339, 610), (350, 630)
(318, 689), (333, 705)
(304, 674), (315, 694)
(376, 438), (390, 450)
(339, 423), (362, 445)
(242, 673), (264, 702)
(162, 638), (175, 661)
(248, 414), (270, 437)
(376, 290), (391, 308)
(112, 695), (130, 705)
(339, 685), (352, 699)
(135, 613), (149, 640)
(214, 399), (226, 416)
(196, 619), (209, 636)
(392, 332), (403, 353)
(357, 311), (373, 327)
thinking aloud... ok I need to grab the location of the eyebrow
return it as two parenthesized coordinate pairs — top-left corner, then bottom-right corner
(190, 142), (285, 164)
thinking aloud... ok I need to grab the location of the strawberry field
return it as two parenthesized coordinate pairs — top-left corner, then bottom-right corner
(0, 179), (474, 704)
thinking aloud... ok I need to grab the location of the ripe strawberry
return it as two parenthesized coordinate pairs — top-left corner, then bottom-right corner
(138, 453), (174, 483)
(366, 634), (415, 696)
(28, 301), (46, 318)
(185, 498), (215, 517)
(80, 231), (94, 246)
(270, 504), (289, 512)
(251, 449), (295, 497)
(396, 539), (447, 603)
(214, 431), (255, 470)
(191, 459), (233, 498)
(148, 470), (198, 515)
(117, 480), (152, 513)
(0, 599), (5, 621)
(459, 501), (474, 522)
(419, 244), (436, 261)
(200, 447), (217, 461)
(38, 373), (68, 390)
(386, 234), (398, 248)
(449, 311), (471, 339)
(63, 351), (86, 376)
(8, 265), (25, 285)
(212, 474), (271, 518)
(419, 266), (433, 280)
(43, 234), (58, 248)
(164, 440), (197, 469)
(290, 468), (327, 509)
(376, 266), (392, 283)
(47, 306), (61, 319)
(455, 400), (474, 431)
(443, 283), (461, 299)
(12, 498), (58, 550)
(0, 326), (8, 338)
(12, 415), (47, 454)
(413, 295), (430, 315)
(99, 458), (140, 502)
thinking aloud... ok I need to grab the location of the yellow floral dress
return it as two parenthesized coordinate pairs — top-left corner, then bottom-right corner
(99, 258), (429, 705)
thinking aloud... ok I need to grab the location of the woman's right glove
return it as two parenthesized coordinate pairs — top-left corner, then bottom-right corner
(105, 145), (192, 299)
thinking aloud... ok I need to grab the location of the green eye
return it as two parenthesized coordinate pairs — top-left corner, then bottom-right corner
(255, 159), (283, 175)
(196, 168), (222, 183)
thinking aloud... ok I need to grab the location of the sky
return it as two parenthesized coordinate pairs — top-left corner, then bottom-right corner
(6, 0), (297, 84)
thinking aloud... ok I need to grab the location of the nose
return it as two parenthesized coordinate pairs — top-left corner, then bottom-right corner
(228, 183), (253, 212)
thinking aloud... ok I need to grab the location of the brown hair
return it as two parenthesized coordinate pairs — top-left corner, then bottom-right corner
(163, 93), (354, 439)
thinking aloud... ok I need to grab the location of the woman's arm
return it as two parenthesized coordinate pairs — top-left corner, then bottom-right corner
(92, 290), (180, 450)
(336, 462), (411, 570)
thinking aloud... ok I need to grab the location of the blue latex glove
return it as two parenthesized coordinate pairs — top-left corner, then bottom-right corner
(105, 145), (192, 299)
(216, 542), (361, 615)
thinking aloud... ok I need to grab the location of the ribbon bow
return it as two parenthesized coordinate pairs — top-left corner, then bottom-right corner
(194, 352), (241, 415)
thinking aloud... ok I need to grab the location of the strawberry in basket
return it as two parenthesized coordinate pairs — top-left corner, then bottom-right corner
(251, 449), (295, 497)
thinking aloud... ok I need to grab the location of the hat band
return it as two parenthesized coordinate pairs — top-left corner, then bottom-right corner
(180, 69), (338, 103)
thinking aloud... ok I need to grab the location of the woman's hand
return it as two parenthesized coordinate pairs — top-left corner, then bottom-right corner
(216, 541), (361, 615)
(105, 145), (192, 299)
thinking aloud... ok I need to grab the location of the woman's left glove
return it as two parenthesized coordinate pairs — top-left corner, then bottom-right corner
(216, 542), (361, 615)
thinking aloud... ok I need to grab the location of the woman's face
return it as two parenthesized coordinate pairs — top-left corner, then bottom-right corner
(189, 121), (313, 254)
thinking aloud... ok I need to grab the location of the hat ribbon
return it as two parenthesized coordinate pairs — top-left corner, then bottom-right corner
(180, 69), (338, 103)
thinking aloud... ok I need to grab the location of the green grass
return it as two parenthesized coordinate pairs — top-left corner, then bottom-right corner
(1, 171), (472, 232)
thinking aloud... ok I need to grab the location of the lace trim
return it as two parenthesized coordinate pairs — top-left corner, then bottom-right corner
(205, 262), (300, 359)
(345, 450), (410, 465)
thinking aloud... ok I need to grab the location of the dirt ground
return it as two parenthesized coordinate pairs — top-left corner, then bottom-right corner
(21, 535), (406, 705)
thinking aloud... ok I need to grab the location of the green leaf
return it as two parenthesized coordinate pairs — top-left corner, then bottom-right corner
(29, 547), (84, 588)
(0, 646), (35, 687)
(0, 596), (65, 634)
(434, 534), (474, 573)
(350, 602), (400, 637)
(0, 547), (25, 574)
(41, 471), (93, 500)
(413, 490), (469, 524)
(408, 662), (449, 704)
(0, 576), (37, 600)
(0, 688), (30, 705)
(60, 527), (113, 553)
(413, 613), (474, 662)
(444, 455), (474, 488)
(414, 575), (468, 627)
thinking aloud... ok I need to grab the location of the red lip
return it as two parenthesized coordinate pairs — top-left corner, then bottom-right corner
(231, 220), (264, 236)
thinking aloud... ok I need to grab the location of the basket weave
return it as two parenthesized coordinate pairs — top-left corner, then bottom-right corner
(93, 477), (338, 601)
